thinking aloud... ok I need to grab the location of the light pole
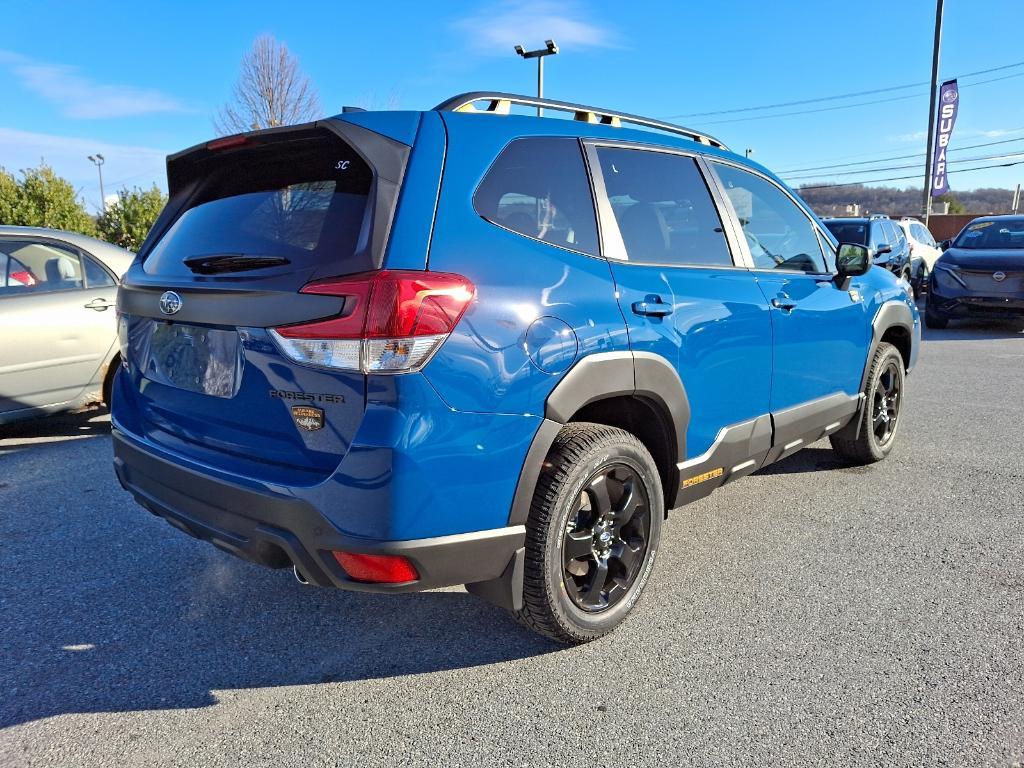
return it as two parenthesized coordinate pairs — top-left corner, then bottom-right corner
(87, 154), (106, 213)
(921, 0), (944, 225)
(514, 40), (559, 116)
(744, 148), (754, 159)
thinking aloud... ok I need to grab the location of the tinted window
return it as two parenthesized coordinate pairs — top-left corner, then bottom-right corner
(713, 164), (826, 273)
(145, 132), (375, 277)
(84, 255), (116, 288)
(474, 138), (598, 256)
(0, 239), (83, 296)
(596, 148), (733, 266)
(824, 221), (868, 246)
(884, 221), (905, 246)
(869, 223), (885, 250)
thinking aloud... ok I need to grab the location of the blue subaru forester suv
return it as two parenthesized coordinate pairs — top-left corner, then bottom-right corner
(112, 92), (920, 643)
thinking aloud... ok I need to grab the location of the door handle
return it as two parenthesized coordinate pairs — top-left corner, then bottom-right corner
(84, 298), (113, 311)
(771, 297), (798, 312)
(631, 295), (673, 317)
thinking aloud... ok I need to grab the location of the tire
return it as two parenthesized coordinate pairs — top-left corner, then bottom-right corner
(830, 342), (905, 465)
(515, 423), (664, 644)
(924, 304), (948, 329)
(102, 354), (121, 408)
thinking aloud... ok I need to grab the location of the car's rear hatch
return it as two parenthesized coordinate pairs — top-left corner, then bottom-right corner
(116, 119), (412, 485)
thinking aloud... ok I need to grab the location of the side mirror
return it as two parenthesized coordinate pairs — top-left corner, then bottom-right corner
(835, 243), (870, 289)
(939, 239), (951, 251)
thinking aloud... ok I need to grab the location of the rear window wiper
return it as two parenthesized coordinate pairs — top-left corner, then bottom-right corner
(183, 254), (291, 275)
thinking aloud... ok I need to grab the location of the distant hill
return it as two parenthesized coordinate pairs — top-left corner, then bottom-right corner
(795, 184), (1018, 217)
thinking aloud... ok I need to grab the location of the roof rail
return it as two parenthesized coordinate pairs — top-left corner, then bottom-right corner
(869, 213), (890, 219)
(433, 92), (729, 150)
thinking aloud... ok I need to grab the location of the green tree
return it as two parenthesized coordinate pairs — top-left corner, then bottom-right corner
(0, 167), (18, 224)
(0, 163), (96, 234)
(97, 185), (167, 251)
(936, 193), (966, 215)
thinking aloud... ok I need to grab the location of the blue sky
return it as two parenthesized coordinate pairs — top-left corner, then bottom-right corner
(2, 0), (1022, 212)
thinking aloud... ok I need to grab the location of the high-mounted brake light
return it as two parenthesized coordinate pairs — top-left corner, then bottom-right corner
(206, 135), (249, 151)
(269, 270), (475, 374)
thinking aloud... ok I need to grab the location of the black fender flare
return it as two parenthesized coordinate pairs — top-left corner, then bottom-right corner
(507, 351), (689, 526)
(862, 300), (916, 390)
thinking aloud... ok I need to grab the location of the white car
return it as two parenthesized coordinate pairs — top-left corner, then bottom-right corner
(896, 218), (942, 293)
(0, 226), (134, 425)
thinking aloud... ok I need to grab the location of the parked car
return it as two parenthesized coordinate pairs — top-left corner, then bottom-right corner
(0, 227), (134, 425)
(111, 93), (920, 643)
(926, 214), (1024, 329)
(896, 216), (942, 294)
(822, 215), (913, 288)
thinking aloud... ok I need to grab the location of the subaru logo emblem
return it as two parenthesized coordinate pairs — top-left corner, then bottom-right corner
(159, 291), (182, 315)
(993, 271), (1006, 282)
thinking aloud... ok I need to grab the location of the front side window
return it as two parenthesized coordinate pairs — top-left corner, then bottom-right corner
(713, 164), (827, 273)
(595, 147), (734, 267)
(912, 222), (935, 246)
(0, 239), (84, 296)
(474, 138), (599, 256)
(869, 223), (886, 251)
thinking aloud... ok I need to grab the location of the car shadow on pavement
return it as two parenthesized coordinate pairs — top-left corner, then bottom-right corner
(922, 321), (1023, 341)
(1, 488), (562, 729)
(754, 447), (872, 476)
(0, 406), (111, 454)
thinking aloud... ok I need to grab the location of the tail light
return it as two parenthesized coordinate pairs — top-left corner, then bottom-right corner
(333, 551), (419, 583)
(269, 270), (475, 374)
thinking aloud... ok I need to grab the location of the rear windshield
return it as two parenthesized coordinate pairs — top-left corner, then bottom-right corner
(823, 221), (868, 246)
(953, 218), (1024, 249)
(145, 134), (375, 276)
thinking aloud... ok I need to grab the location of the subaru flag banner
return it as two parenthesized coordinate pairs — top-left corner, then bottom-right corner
(931, 79), (960, 197)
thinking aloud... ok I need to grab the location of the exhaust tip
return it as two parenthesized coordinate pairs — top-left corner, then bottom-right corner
(293, 565), (310, 585)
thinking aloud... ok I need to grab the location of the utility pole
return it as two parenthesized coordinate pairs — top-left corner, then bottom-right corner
(1013, 183), (1021, 214)
(87, 154), (106, 213)
(514, 40), (559, 116)
(921, 0), (944, 226)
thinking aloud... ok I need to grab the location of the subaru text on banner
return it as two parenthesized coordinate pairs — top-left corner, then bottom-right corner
(112, 93), (920, 643)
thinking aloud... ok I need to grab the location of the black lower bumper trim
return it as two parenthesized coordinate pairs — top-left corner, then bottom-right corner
(112, 429), (525, 592)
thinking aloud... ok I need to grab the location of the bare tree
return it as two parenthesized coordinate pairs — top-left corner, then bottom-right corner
(215, 35), (321, 135)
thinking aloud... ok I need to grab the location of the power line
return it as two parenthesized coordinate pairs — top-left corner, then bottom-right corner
(775, 133), (1024, 174)
(795, 159), (1024, 191)
(694, 71), (1024, 127)
(664, 59), (1024, 119)
(782, 150), (1024, 182)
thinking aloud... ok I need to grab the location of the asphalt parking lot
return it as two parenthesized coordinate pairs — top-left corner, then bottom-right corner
(2, 318), (1023, 767)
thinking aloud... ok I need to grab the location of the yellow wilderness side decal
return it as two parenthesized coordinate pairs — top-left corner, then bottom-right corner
(681, 467), (724, 489)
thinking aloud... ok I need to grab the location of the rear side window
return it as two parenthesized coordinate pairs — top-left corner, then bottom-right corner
(144, 133), (375, 277)
(84, 255), (116, 288)
(474, 138), (599, 256)
(0, 239), (83, 295)
(596, 147), (733, 267)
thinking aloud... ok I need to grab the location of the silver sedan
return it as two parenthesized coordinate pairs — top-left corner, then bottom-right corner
(0, 226), (134, 425)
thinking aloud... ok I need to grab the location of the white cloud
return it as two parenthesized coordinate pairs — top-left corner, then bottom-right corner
(452, 0), (618, 56)
(0, 50), (190, 119)
(0, 127), (167, 212)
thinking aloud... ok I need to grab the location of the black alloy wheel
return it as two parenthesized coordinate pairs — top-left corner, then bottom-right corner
(561, 465), (652, 613)
(871, 359), (902, 447)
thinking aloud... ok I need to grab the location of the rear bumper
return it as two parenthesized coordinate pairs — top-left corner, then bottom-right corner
(112, 428), (524, 592)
